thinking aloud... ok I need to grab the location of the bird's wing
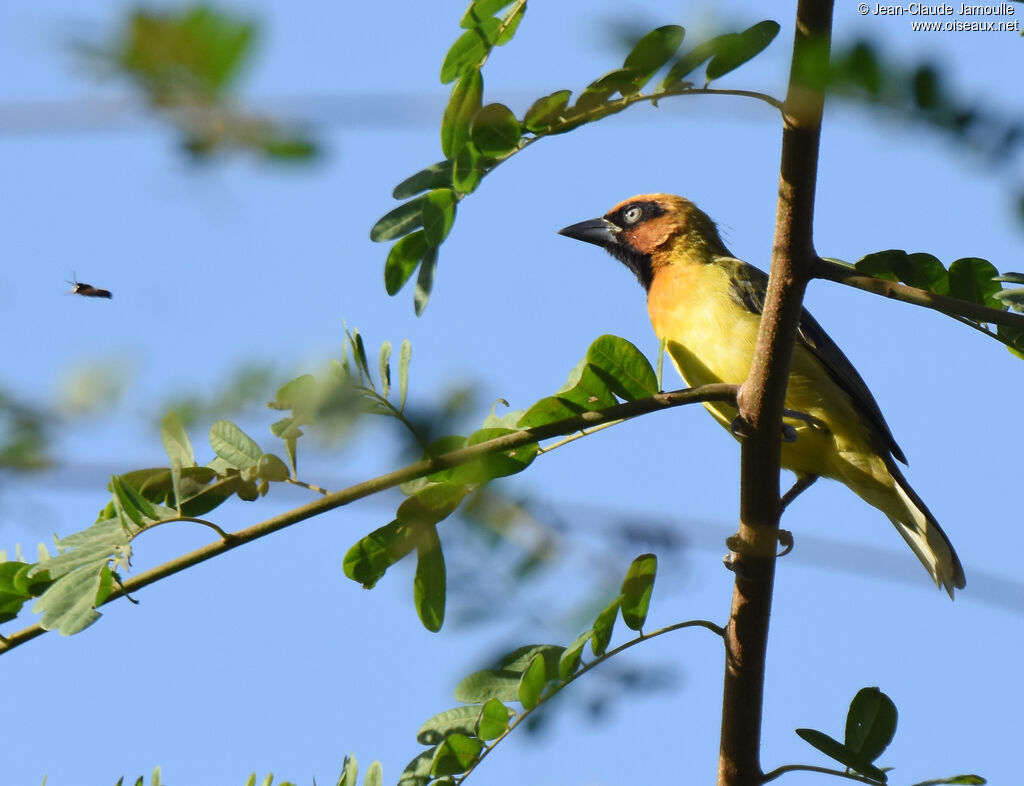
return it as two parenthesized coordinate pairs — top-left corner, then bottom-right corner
(721, 257), (908, 465)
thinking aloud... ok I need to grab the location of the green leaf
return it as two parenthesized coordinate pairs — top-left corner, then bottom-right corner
(378, 340), (392, 400)
(421, 188), (457, 247)
(385, 231), (429, 295)
(441, 19), (501, 83)
(414, 248), (438, 316)
(855, 249), (903, 281)
(414, 526), (446, 632)
(442, 68), (484, 160)
(417, 706), (481, 745)
(706, 21), (781, 82)
(909, 777), (986, 786)
(460, 0), (516, 28)
(32, 564), (105, 635)
(469, 103), (521, 157)
(430, 734), (482, 777)
(398, 749), (434, 786)
(994, 289), (1024, 313)
(0, 561), (25, 593)
(522, 89), (572, 134)
(517, 652), (547, 709)
(370, 197), (424, 243)
(160, 411), (195, 468)
(516, 396), (585, 429)
(949, 257), (1002, 309)
(622, 25), (685, 92)
(558, 630), (592, 678)
(845, 687), (897, 763)
(455, 669), (521, 703)
(209, 420), (262, 469)
(262, 135), (318, 161)
(591, 596), (621, 657)
(891, 252), (949, 294)
(338, 754), (358, 786)
(586, 334), (658, 401)
(574, 69), (636, 112)
(31, 518), (126, 580)
(445, 427), (537, 484)
(476, 698), (510, 740)
(795, 728), (888, 782)
(397, 483), (469, 527)
(480, 401), (524, 429)
(255, 453), (290, 482)
(662, 34), (731, 88)
(830, 41), (882, 96)
(498, 643), (564, 675)
(452, 141), (487, 194)
(343, 519), (417, 588)
(494, 3), (525, 46)
(620, 553), (657, 631)
(393, 160), (454, 199)
(178, 473), (240, 516)
(558, 363), (618, 411)
(14, 563), (50, 596)
(111, 475), (160, 524)
(398, 339), (412, 411)
(117, 6), (255, 96)
(351, 328), (371, 378)
(363, 761), (382, 786)
(272, 373), (317, 414)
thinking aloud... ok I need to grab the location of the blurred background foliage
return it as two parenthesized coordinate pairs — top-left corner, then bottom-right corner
(75, 4), (317, 160)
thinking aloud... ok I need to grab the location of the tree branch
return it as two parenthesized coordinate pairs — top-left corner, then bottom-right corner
(718, 3), (835, 785)
(815, 257), (1024, 330)
(0, 383), (737, 657)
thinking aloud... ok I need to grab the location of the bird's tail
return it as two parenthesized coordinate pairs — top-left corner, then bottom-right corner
(884, 463), (966, 598)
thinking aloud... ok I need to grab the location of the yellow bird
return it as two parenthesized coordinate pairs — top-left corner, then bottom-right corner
(559, 194), (965, 596)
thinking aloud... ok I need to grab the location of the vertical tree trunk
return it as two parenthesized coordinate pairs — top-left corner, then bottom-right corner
(716, 2), (835, 784)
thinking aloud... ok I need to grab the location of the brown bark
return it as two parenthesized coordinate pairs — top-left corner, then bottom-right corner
(716, 2), (835, 784)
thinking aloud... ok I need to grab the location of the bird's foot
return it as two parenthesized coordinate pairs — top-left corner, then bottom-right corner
(780, 474), (819, 512)
(730, 416), (754, 439)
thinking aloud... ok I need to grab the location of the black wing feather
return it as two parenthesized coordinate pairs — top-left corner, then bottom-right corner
(723, 257), (908, 465)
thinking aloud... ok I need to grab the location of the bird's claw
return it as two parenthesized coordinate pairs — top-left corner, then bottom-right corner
(730, 416), (754, 439)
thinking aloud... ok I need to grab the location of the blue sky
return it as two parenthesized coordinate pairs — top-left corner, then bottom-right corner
(2, 2), (1022, 784)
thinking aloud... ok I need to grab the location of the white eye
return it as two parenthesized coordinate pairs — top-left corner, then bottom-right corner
(622, 205), (643, 224)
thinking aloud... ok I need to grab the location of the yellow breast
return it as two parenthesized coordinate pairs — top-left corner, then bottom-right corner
(646, 260), (888, 487)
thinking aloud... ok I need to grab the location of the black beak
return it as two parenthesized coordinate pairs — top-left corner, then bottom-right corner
(558, 217), (618, 248)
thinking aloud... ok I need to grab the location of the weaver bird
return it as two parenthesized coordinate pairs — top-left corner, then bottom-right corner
(559, 194), (965, 596)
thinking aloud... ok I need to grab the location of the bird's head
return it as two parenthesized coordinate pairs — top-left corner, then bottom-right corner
(558, 193), (729, 290)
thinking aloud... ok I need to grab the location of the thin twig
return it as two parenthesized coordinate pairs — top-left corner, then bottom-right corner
(453, 618), (725, 785)
(761, 763), (881, 784)
(285, 477), (331, 496)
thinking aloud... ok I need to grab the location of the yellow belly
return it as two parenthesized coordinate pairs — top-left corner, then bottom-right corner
(647, 261), (893, 496)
